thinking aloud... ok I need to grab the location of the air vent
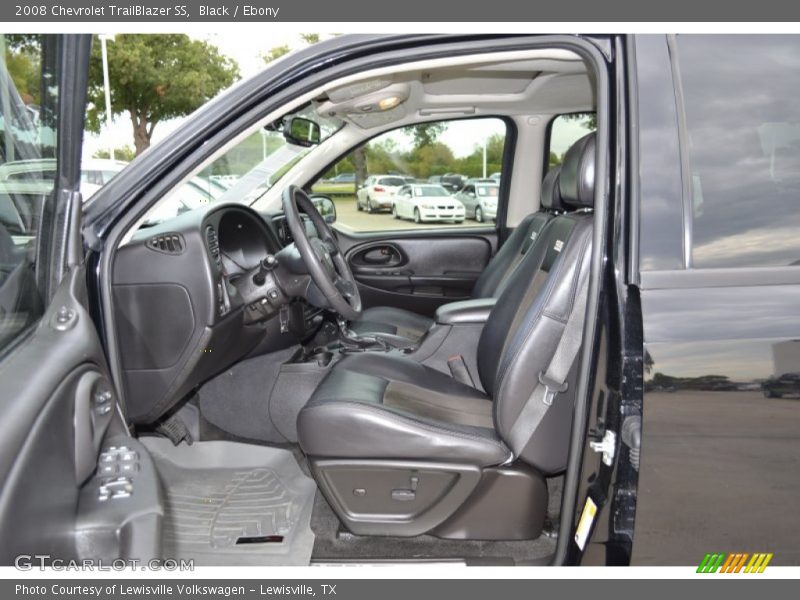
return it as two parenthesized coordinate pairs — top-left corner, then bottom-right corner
(205, 225), (221, 266)
(146, 233), (184, 254)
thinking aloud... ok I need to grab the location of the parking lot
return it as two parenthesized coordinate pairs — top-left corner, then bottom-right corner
(330, 195), (488, 233)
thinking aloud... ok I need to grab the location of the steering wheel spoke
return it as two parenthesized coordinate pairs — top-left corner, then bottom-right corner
(334, 275), (357, 299)
(282, 186), (362, 320)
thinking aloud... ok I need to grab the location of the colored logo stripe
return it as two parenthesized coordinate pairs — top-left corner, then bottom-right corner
(697, 553), (773, 573)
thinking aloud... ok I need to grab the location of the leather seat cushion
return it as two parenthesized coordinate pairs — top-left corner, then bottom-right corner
(297, 352), (511, 467)
(349, 306), (434, 342)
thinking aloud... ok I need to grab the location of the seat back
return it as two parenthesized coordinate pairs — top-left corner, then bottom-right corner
(477, 133), (596, 472)
(471, 166), (565, 299)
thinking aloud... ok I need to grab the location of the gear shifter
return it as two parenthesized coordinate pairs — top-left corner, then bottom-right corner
(335, 315), (418, 352)
(336, 316), (384, 350)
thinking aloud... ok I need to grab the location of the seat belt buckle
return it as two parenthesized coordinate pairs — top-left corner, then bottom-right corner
(538, 372), (568, 406)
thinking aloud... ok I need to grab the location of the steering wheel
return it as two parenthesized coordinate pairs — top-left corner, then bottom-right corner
(282, 185), (362, 320)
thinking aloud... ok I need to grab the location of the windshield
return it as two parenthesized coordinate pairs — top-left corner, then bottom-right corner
(142, 104), (343, 226)
(414, 186), (449, 197)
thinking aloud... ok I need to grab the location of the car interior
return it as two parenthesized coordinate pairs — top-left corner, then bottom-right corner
(4, 45), (601, 566)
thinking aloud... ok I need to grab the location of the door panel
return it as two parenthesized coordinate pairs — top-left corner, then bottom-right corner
(0, 35), (162, 563)
(0, 268), (162, 562)
(336, 228), (496, 316)
(632, 284), (800, 565)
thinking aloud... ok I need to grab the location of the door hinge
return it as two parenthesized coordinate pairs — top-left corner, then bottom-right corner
(589, 430), (617, 467)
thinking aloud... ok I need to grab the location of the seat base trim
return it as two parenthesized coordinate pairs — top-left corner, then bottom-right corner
(310, 459), (482, 537)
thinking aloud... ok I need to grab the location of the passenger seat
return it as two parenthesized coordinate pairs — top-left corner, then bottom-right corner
(350, 166), (567, 342)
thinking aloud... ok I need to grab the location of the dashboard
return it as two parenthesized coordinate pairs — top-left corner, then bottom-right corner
(112, 202), (321, 425)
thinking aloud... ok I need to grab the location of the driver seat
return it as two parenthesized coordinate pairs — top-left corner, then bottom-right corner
(297, 133), (596, 539)
(348, 166), (566, 343)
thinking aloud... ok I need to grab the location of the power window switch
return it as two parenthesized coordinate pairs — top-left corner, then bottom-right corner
(99, 463), (118, 476)
(119, 462), (139, 474)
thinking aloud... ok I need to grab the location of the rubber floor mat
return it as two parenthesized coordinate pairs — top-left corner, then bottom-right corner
(142, 438), (316, 566)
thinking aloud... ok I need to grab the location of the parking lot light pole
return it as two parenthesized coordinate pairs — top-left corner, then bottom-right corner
(99, 34), (115, 160)
(482, 140), (487, 178)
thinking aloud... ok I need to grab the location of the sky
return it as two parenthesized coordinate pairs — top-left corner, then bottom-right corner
(83, 33), (591, 162)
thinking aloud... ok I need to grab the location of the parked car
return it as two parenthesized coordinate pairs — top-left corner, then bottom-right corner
(0, 157), (113, 199)
(762, 373), (800, 398)
(454, 181), (499, 221)
(391, 183), (465, 223)
(438, 172), (467, 193)
(490, 171), (502, 182)
(356, 174), (407, 212)
(2, 33), (800, 570)
(329, 172), (355, 183)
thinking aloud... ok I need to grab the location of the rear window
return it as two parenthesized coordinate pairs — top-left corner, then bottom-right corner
(677, 35), (800, 269)
(378, 177), (406, 186)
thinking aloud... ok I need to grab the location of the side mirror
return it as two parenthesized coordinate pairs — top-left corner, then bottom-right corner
(311, 195), (337, 224)
(283, 117), (321, 147)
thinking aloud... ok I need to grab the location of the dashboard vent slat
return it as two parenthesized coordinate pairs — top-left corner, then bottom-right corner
(205, 225), (222, 267)
(146, 233), (185, 255)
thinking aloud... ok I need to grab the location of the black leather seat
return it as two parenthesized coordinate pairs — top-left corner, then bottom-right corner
(300, 352), (510, 467)
(297, 134), (594, 539)
(349, 166), (566, 342)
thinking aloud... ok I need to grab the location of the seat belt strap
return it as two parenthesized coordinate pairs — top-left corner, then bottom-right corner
(507, 268), (590, 453)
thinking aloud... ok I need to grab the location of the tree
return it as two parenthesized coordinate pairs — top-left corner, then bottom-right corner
(4, 37), (41, 105)
(563, 112), (597, 130)
(87, 34), (239, 155)
(93, 146), (136, 161)
(261, 45), (291, 64)
(409, 122), (447, 149)
(299, 34), (320, 45)
(352, 147), (368, 190)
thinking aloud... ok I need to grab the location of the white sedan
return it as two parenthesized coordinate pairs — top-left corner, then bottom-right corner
(391, 184), (466, 223)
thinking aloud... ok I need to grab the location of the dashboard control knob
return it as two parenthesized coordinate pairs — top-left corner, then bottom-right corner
(253, 254), (278, 285)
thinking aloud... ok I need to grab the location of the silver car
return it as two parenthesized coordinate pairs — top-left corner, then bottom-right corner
(454, 182), (499, 222)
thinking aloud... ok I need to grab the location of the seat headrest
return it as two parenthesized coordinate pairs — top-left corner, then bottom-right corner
(558, 132), (596, 209)
(540, 165), (564, 212)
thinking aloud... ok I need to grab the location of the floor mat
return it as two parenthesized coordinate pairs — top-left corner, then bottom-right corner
(142, 437), (316, 566)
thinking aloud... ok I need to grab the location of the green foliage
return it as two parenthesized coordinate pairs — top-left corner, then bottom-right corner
(409, 122), (447, 149)
(93, 145), (136, 161)
(323, 128), (506, 183)
(299, 34), (320, 45)
(562, 112), (597, 130)
(3, 35), (43, 104)
(4, 48), (40, 104)
(86, 34), (239, 154)
(261, 45), (291, 64)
